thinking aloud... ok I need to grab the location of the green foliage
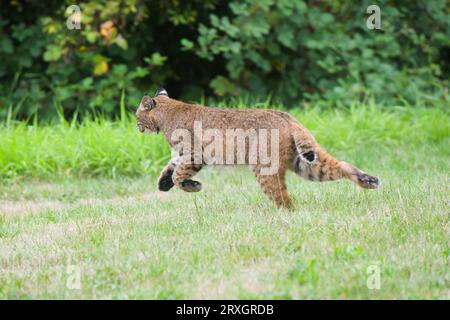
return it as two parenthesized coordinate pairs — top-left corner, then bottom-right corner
(0, 1), (448, 119)
(187, 0), (449, 105)
(0, 0), (220, 119)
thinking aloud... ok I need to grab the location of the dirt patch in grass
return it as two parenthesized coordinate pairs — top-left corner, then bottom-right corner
(0, 192), (169, 216)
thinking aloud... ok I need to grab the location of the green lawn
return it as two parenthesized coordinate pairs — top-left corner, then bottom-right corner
(0, 104), (448, 299)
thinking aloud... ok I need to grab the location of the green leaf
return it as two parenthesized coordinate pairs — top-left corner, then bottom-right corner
(277, 25), (295, 48)
(43, 44), (62, 62)
(181, 38), (194, 50)
(210, 76), (237, 96)
(85, 31), (97, 44)
(1, 37), (13, 54)
(114, 34), (128, 50)
(145, 52), (167, 67)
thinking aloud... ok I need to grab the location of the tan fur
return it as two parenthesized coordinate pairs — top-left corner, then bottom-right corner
(136, 93), (380, 208)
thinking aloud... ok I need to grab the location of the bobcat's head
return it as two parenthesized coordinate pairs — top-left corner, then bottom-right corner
(135, 88), (169, 134)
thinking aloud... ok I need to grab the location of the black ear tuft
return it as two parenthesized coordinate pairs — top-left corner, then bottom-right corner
(155, 87), (168, 97)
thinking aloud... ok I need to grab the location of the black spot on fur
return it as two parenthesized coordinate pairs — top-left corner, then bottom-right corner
(158, 169), (174, 191)
(302, 151), (316, 162)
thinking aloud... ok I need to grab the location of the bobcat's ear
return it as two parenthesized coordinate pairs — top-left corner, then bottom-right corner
(142, 96), (156, 110)
(155, 87), (168, 97)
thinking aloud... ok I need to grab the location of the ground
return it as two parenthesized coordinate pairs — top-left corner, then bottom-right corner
(0, 105), (448, 299)
(0, 151), (448, 299)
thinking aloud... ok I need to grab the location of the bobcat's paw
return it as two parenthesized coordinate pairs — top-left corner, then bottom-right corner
(357, 173), (380, 189)
(180, 179), (202, 192)
(158, 169), (175, 191)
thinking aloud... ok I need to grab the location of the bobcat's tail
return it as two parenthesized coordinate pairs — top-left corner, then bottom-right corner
(289, 122), (380, 189)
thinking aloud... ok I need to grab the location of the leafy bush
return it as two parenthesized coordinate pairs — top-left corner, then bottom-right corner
(0, 0), (221, 119)
(184, 0), (449, 105)
(0, 0), (448, 120)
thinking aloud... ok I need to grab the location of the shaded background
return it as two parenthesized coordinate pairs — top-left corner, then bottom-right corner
(0, 0), (448, 120)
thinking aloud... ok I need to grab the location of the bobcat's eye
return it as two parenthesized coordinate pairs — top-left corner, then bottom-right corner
(302, 151), (316, 163)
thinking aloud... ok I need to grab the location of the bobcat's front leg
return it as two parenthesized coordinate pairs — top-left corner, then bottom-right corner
(157, 158), (178, 191)
(172, 156), (203, 192)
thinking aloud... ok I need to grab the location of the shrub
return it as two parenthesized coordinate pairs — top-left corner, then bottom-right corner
(184, 0), (449, 105)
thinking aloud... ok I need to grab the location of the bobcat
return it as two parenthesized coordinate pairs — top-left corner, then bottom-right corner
(135, 88), (380, 208)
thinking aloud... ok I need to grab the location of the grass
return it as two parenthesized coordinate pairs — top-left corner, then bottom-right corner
(0, 102), (448, 299)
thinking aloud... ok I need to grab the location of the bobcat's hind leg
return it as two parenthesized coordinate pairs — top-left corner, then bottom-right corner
(253, 166), (293, 209)
(172, 157), (203, 192)
(294, 148), (380, 189)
